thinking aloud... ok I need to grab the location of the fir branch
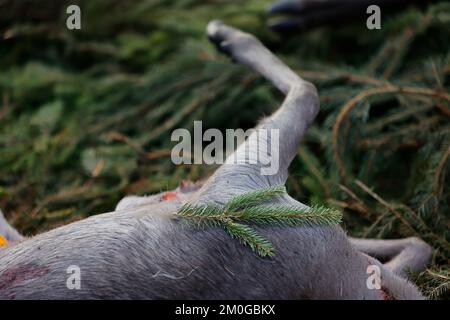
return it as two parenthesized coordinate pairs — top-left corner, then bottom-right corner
(429, 280), (450, 299)
(225, 185), (286, 211)
(237, 204), (343, 226)
(223, 221), (275, 258)
(178, 203), (225, 228)
(177, 186), (342, 257)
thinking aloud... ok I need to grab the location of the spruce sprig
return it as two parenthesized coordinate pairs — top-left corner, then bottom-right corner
(223, 221), (276, 258)
(177, 185), (342, 257)
(236, 205), (343, 227)
(225, 185), (287, 211)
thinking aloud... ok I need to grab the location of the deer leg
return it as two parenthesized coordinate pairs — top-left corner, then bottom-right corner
(192, 21), (319, 205)
(268, 0), (358, 32)
(349, 237), (433, 278)
(0, 209), (24, 243)
(268, 0), (432, 32)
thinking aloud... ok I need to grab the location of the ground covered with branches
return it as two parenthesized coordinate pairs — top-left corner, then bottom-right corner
(0, 0), (449, 298)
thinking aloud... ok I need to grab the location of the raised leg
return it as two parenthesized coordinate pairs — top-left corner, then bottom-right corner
(349, 237), (433, 278)
(191, 21), (319, 206)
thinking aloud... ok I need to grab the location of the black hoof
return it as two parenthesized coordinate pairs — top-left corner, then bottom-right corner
(268, 0), (305, 15)
(206, 20), (234, 58)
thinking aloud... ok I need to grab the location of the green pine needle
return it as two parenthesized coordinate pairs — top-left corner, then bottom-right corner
(225, 185), (286, 211)
(237, 204), (343, 226)
(177, 186), (342, 257)
(223, 221), (275, 258)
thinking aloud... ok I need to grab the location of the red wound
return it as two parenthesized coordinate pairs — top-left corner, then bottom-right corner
(161, 192), (178, 201)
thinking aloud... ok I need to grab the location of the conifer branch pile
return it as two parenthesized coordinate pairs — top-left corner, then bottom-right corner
(0, 0), (449, 298)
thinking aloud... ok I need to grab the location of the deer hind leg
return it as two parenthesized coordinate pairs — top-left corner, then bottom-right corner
(190, 21), (319, 206)
(349, 237), (433, 278)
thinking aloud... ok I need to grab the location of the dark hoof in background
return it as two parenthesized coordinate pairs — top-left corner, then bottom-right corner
(268, 18), (304, 33)
(267, 0), (428, 33)
(267, 0), (315, 33)
(268, 0), (307, 15)
(267, 0), (341, 33)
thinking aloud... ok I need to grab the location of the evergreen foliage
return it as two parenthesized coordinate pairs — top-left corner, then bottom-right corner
(0, 0), (449, 298)
(177, 185), (342, 257)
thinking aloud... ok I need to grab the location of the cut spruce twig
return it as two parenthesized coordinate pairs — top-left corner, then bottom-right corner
(176, 185), (342, 257)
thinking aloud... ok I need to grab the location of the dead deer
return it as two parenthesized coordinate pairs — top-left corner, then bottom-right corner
(0, 21), (432, 300)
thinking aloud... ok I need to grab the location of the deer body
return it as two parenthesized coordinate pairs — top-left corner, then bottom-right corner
(0, 21), (431, 300)
(0, 203), (394, 299)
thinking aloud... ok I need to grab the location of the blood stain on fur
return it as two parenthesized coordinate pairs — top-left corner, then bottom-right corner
(381, 286), (396, 300)
(0, 263), (50, 294)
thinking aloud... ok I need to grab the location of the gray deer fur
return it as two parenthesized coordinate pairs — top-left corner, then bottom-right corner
(0, 21), (432, 300)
